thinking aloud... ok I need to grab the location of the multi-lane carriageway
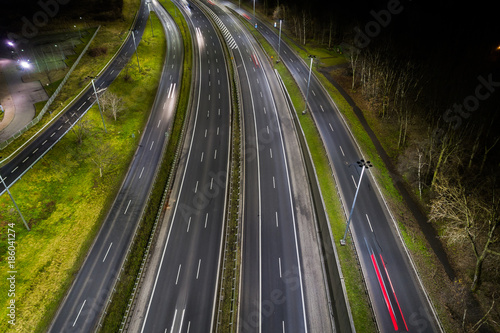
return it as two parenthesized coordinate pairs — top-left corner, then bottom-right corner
(231, 2), (443, 332)
(130, 0), (333, 332)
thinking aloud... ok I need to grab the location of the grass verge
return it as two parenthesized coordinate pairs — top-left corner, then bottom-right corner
(0, 10), (164, 333)
(0, 0), (140, 163)
(240, 17), (377, 332)
(97, 4), (192, 332)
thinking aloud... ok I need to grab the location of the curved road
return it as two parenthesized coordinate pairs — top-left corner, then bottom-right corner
(134, 0), (232, 332)
(46, 1), (184, 332)
(232, 5), (442, 332)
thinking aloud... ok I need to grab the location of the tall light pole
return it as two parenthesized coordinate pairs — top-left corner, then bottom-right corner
(277, 18), (283, 63)
(0, 174), (30, 231)
(88, 77), (107, 133)
(303, 54), (315, 114)
(131, 31), (141, 72)
(253, 0), (255, 21)
(147, 2), (154, 37)
(340, 159), (373, 245)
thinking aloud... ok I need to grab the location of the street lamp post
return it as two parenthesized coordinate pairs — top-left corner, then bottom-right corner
(0, 174), (30, 231)
(277, 18), (283, 63)
(253, 0), (255, 21)
(147, 2), (154, 37)
(131, 31), (141, 72)
(340, 159), (373, 245)
(303, 54), (315, 114)
(90, 78), (107, 133)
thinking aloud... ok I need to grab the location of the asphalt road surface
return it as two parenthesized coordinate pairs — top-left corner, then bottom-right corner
(45, 1), (184, 332)
(232, 6), (442, 332)
(199, 2), (324, 331)
(136, 1), (232, 332)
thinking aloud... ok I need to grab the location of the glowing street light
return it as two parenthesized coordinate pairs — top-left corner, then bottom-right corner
(19, 60), (31, 69)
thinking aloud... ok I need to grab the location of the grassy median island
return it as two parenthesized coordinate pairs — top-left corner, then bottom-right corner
(0, 12), (164, 333)
(98, 2), (192, 331)
(238, 17), (377, 332)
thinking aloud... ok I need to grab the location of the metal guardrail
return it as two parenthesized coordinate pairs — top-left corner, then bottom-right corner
(275, 68), (357, 333)
(109, 3), (194, 332)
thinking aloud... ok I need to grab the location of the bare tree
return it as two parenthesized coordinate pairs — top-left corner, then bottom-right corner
(302, 10), (308, 45)
(430, 129), (462, 188)
(417, 148), (424, 199)
(328, 18), (335, 49)
(68, 115), (92, 145)
(272, 5), (283, 20)
(91, 142), (116, 178)
(479, 123), (500, 175)
(100, 91), (124, 121)
(430, 176), (500, 292)
(347, 48), (360, 90)
(468, 125), (482, 170)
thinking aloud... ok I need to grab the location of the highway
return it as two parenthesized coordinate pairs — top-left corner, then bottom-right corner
(229, 5), (443, 332)
(132, 0), (232, 331)
(200, 1), (334, 332)
(45, 1), (185, 332)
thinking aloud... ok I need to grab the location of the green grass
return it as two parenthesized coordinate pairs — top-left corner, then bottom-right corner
(43, 78), (63, 97)
(280, 66), (377, 333)
(0, 0), (140, 163)
(0, 10), (164, 333)
(97, 4), (192, 332)
(239, 16), (377, 332)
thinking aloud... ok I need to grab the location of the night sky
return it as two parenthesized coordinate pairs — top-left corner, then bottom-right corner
(1, 0), (499, 99)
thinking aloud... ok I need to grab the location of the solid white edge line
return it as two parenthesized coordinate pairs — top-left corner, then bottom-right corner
(139, 34), (203, 331)
(232, 33), (263, 333)
(260, 43), (309, 331)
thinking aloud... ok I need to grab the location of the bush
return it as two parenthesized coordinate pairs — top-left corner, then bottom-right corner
(88, 46), (108, 57)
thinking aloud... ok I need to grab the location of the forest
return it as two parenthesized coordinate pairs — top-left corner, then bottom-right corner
(255, 0), (500, 331)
